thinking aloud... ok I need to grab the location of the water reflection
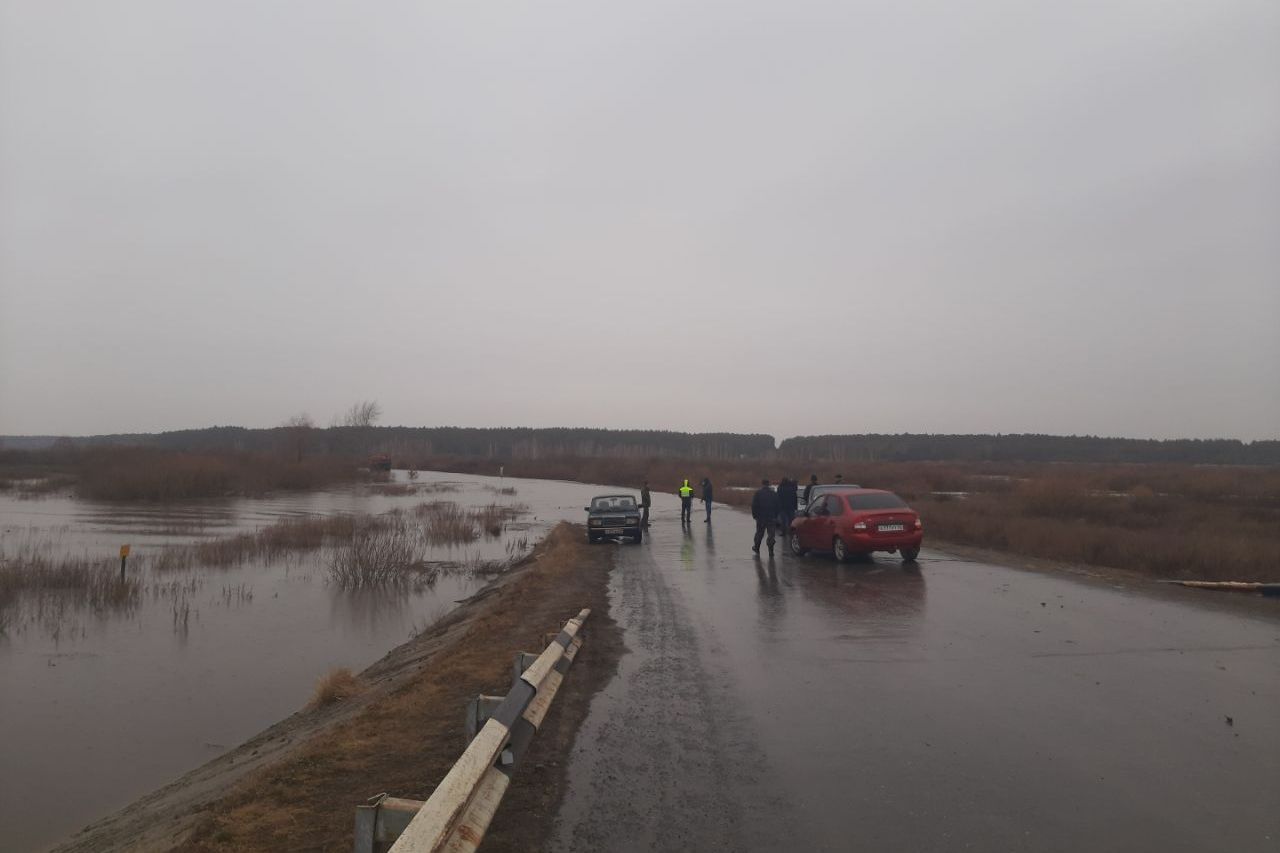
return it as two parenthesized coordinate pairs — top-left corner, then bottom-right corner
(753, 555), (787, 633)
(789, 556), (927, 633)
(328, 586), (415, 635)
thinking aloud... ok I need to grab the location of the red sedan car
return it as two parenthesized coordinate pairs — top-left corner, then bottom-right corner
(789, 487), (923, 562)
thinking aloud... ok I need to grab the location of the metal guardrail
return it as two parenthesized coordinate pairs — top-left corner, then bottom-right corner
(353, 608), (591, 853)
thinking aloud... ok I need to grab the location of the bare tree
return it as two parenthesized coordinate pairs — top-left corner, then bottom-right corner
(339, 400), (382, 429)
(282, 413), (315, 462)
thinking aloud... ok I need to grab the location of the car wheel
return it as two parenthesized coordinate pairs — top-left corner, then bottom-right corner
(789, 533), (807, 557)
(900, 546), (920, 562)
(588, 533), (600, 544)
(833, 536), (850, 563)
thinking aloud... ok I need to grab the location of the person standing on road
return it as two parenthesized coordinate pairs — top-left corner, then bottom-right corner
(678, 479), (694, 525)
(803, 474), (818, 506)
(835, 473), (844, 485)
(778, 477), (799, 531)
(700, 477), (714, 523)
(751, 478), (781, 557)
(639, 481), (652, 528)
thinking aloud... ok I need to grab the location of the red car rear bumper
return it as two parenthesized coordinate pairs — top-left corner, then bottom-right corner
(844, 530), (923, 552)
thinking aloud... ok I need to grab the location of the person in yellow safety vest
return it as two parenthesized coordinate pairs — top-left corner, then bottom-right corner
(678, 479), (694, 525)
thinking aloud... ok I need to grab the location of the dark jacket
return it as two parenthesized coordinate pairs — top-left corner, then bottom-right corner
(701, 479), (713, 501)
(639, 486), (651, 507)
(779, 480), (798, 512)
(751, 486), (780, 521)
(802, 481), (816, 505)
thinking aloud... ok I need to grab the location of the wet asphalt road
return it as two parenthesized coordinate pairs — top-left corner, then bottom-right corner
(550, 495), (1280, 852)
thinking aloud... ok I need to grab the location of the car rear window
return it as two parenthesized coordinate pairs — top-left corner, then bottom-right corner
(845, 493), (907, 510)
(592, 497), (636, 511)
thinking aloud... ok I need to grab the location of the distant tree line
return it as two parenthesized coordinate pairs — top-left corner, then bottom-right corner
(778, 433), (1280, 465)
(3, 426), (775, 461)
(4, 428), (1278, 465)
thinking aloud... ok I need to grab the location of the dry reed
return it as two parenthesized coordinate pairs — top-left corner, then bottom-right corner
(307, 667), (365, 708)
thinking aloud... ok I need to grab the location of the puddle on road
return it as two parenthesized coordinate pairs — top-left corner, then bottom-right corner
(0, 470), (611, 853)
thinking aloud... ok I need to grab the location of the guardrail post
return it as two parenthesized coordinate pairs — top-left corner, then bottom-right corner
(354, 794), (428, 853)
(512, 652), (539, 685)
(463, 696), (505, 743)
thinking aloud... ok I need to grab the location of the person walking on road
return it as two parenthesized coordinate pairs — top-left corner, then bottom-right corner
(803, 474), (818, 507)
(778, 477), (799, 531)
(678, 479), (694, 525)
(700, 477), (714, 523)
(639, 481), (652, 528)
(751, 478), (781, 557)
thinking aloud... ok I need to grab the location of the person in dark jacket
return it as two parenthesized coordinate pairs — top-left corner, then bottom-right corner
(803, 474), (818, 507)
(751, 479), (781, 556)
(639, 481), (651, 528)
(700, 477), (714, 523)
(778, 477), (799, 531)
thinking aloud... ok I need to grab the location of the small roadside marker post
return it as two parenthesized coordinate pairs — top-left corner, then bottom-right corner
(119, 544), (130, 582)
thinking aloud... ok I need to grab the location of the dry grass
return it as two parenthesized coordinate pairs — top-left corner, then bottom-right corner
(413, 501), (479, 545)
(0, 558), (143, 634)
(326, 515), (430, 589)
(307, 668), (365, 709)
(60, 447), (361, 501)
(476, 502), (527, 537)
(0, 533), (143, 614)
(151, 515), (360, 571)
(411, 501), (530, 544)
(424, 455), (1280, 582)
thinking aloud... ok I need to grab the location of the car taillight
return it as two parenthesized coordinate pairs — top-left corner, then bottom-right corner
(914, 517), (922, 529)
(853, 521), (868, 530)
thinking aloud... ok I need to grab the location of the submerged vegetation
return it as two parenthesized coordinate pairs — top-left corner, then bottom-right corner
(0, 497), (535, 633)
(325, 503), (530, 589)
(326, 514), (429, 590)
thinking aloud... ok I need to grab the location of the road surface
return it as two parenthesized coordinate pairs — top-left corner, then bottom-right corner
(550, 493), (1280, 852)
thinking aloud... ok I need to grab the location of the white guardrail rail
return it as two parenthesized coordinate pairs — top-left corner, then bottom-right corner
(353, 608), (591, 853)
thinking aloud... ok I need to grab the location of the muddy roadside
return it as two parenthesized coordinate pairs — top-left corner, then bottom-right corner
(51, 522), (622, 853)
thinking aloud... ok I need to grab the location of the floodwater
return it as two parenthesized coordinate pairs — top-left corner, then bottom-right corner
(0, 470), (611, 853)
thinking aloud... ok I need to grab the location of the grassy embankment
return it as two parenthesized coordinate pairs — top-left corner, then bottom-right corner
(418, 455), (1280, 582)
(169, 522), (618, 853)
(0, 446), (362, 501)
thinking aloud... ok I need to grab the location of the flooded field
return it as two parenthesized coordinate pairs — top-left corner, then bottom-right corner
(0, 470), (616, 852)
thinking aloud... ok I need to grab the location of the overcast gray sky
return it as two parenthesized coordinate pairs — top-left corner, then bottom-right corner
(1, 0), (1277, 441)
